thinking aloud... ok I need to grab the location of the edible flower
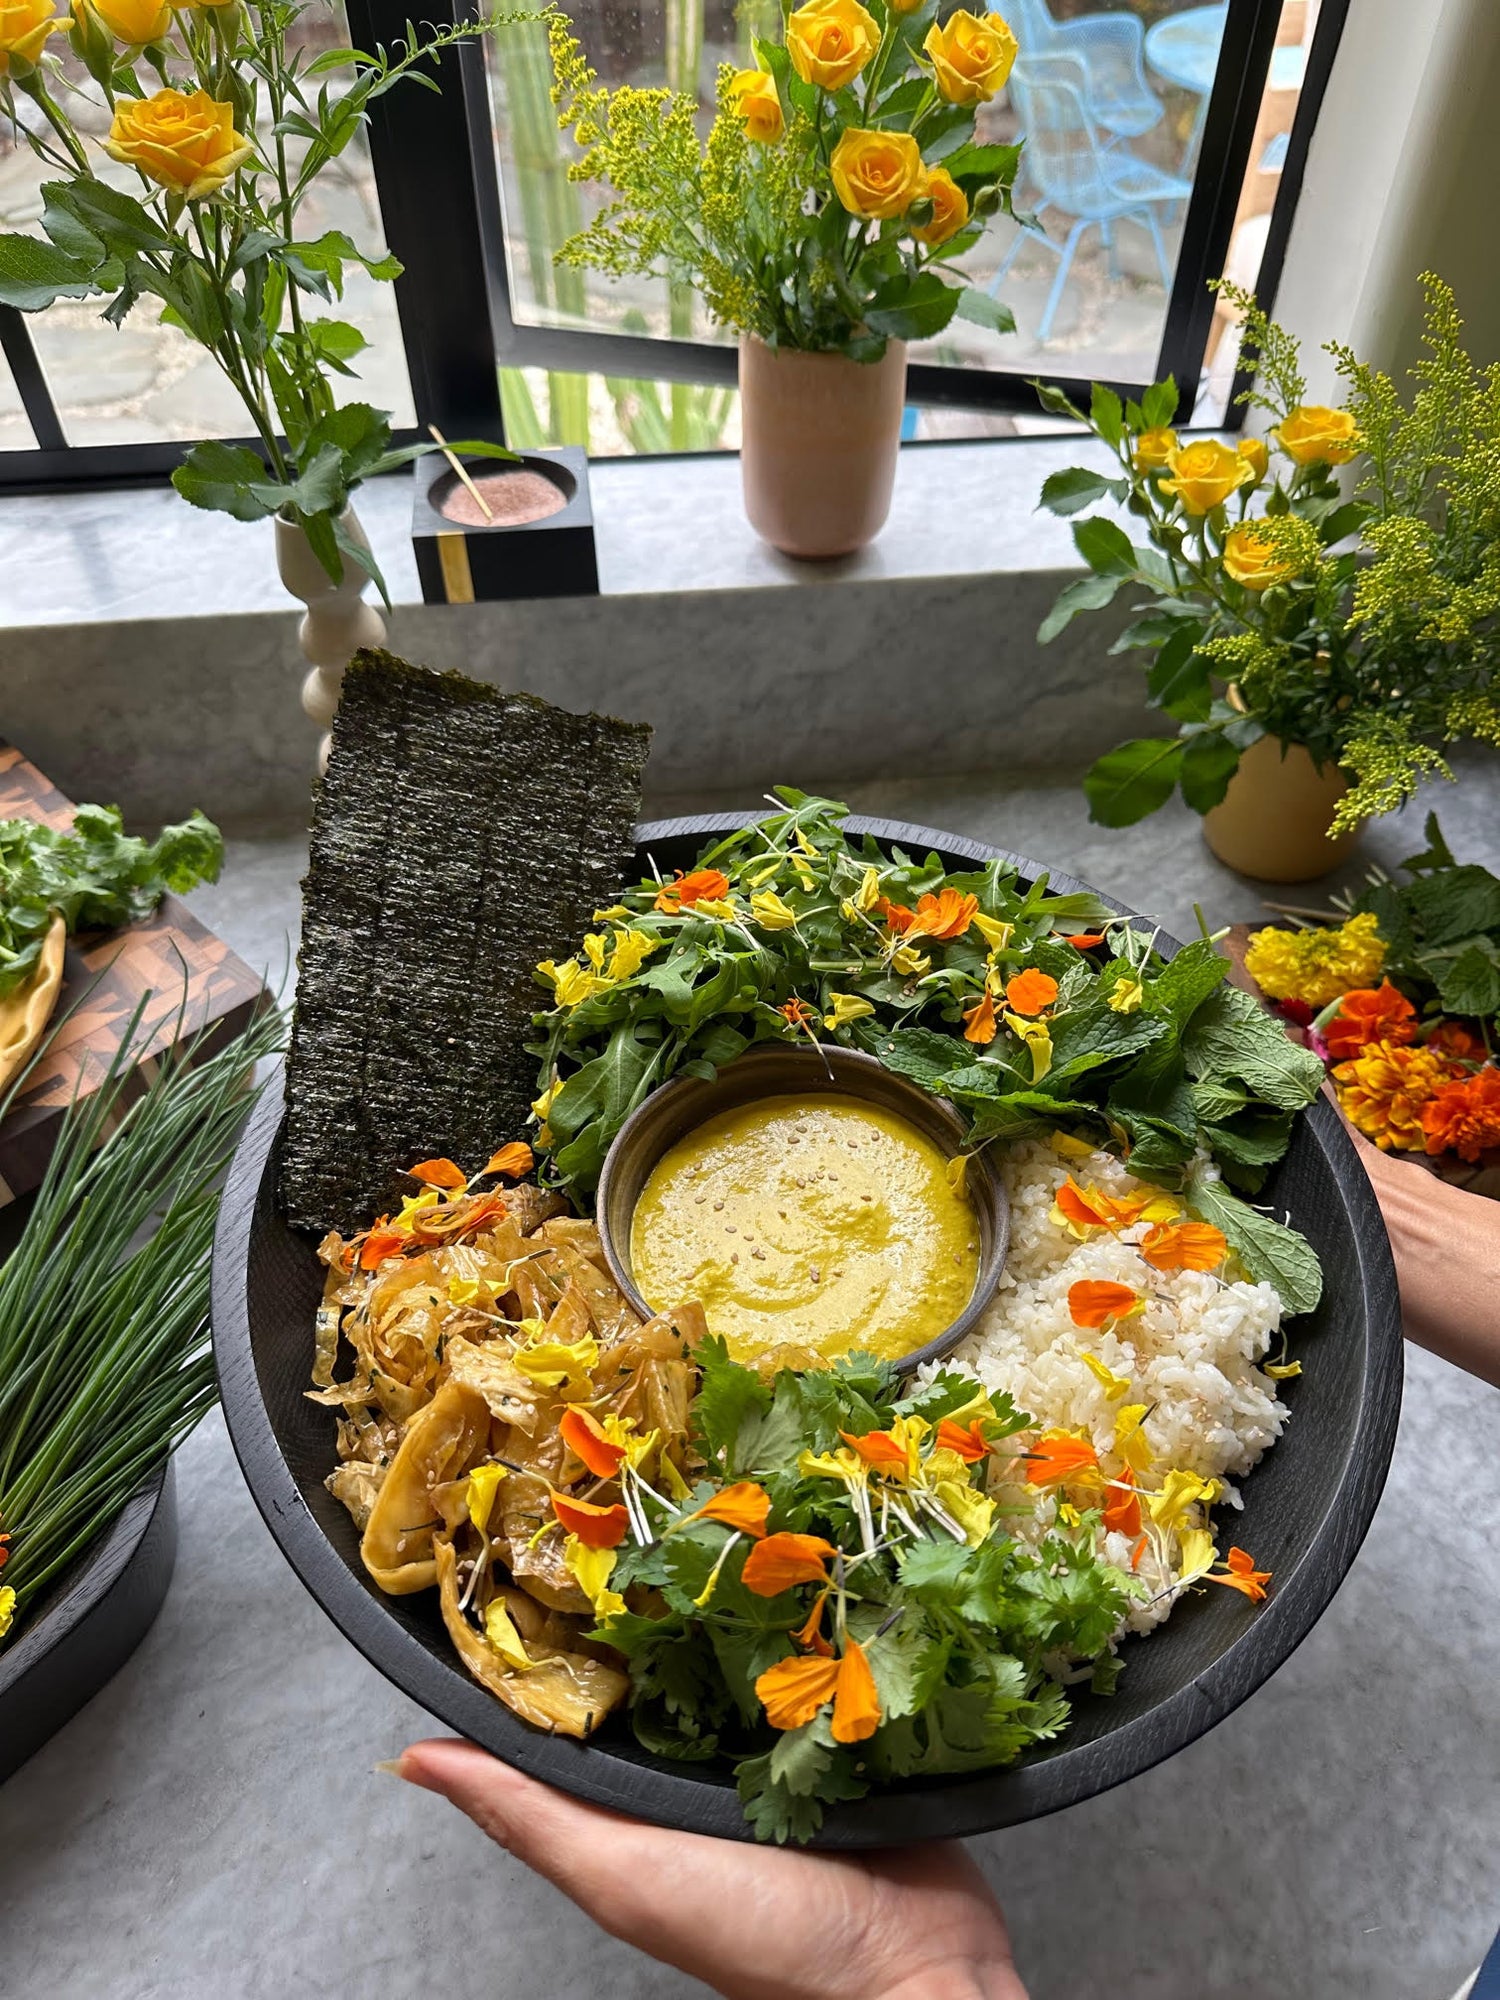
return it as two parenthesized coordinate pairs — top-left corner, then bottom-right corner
(1243, 913), (1386, 1008)
(780, 997), (819, 1029)
(962, 988), (997, 1045)
(605, 929), (661, 981)
(935, 1416), (991, 1462)
(358, 1223), (405, 1269)
(741, 1531), (836, 1596)
(1334, 1039), (1458, 1151)
(1420, 1065), (1500, 1163)
(559, 1405), (629, 1479)
(1426, 1021), (1487, 1064)
(0, 1583), (14, 1639)
(536, 956), (605, 1008)
(971, 911), (1012, 952)
(890, 944), (932, 977)
(1024, 1430), (1100, 1488)
(751, 889), (799, 931)
(1080, 1351), (1133, 1401)
(407, 1156), (467, 1189)
(1107, 978), (1144, 1015)
(483, 1598), (533, 1671)
(550, 1490), (629, 1549)
(830, 1638), (881, 1744)
(1146, 1468), (1217, 1533)
(531, 1077), (561, 1126)
(1004, 969), (1058, 1015)
(564, 1537), (628, 1620)
(1004, 1012), (1052, 1083)
(1068, 1280), (1143, 1328)
(1265, 1360), (1302, 1381)
(1101, 1468), (1141, 1536)
(465, 1461), (509, 1535)
(935, 1477), (996, 1548)
(852, 865), (883, 912)
(482, 1141), (534, 1180)
(513, 1334), (599, 1392)
(755, 1652), (841, 1731)
(876, 895), (914, 933)
(824, 992), (875, 1031)
(1208, 1545), (1272, 1601)
(1113, 1402), (1154, 1476)
(1064, 932), (1104, 949)
(840, 1416), (924, 1478)
(655, 867), (731, 913)
(904, 888), (979, 941)
(792, 1591), (834, 1655)
(1175, 1527), (1217, 1585)
(1324, 981), (1418, 1060)
(448, 1275), (481, 1307)
(1139, 1220), (1227, 1272)
(686, 1480), (772, 1539)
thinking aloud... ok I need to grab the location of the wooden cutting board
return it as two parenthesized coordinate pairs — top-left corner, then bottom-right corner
(0, 744), (266, 1207)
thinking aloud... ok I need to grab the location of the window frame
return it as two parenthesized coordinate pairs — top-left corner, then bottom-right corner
(0, 0), (1351, 488)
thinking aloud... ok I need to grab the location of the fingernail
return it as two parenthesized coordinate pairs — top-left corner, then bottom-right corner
(374, 1758), (406, 1779)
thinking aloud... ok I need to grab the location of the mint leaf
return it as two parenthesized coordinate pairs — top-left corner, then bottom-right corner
(1437, 940), (1500, 1018)
(1187, 1172), (1323, 1314)
(1183, 985), (1324, 1110)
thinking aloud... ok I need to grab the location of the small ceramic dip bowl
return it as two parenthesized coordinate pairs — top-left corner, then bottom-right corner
(596, 1044), (1009, 1373)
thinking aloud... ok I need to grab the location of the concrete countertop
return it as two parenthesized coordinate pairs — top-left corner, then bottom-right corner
(4, 768), (1499, 2000)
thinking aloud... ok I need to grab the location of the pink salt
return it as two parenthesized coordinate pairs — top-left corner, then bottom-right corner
(438, 469), (569, 527)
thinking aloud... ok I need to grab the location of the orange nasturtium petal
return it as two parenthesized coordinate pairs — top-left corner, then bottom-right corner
(359, 1225), (406, 1269)
(1068, 1279), (1142, 1328)
(755, 1652), (841, 1731)
(1209, 1546), (1272, 1603)
(1102, 1468), (1142, 1537)
(907, 888), (979, 941)
(1005, 969), (1059, 1016)
(830, 1638), (882, 1745)
(1064, 933), (1105, 948)
(840, 1427), (909, 1473)
(876, 896), (916, 933)
(792, 1589), (834, 1655)
(963, 988), (998, 1045)
(1054, 1177), (1117, 1231)
(550, 1491), (630, 1549)
(935, 1417), (990, 1463)
(741, 1531), (836, 1597)
(407, 1156), (467, 1189)
(690, 1480), (772, 1539)
(656, 867), (731, 912)
(1024, 1431), (1100, 1487)
(483, 1141), (535, 1180)
(558, 1406), (628, 1480)
(1139, 1220), (1228, 1272)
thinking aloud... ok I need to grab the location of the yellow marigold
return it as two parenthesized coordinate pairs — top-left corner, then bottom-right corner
(1243, 912), (1386, 1009)
(1334, 1039), (1458, 1152)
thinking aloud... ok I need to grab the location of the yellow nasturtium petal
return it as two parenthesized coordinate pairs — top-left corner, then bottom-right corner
(891, 944), (931, 977)
(853, 864), (883, 912)
(1081, 1351), (1132, 1401)
(466, 1461), (508, 1535)
(563, 1533), (619, 1608)
(1146, 1468), (1218, 1533)
(532, 1077), (561, 1123)
(484, 1597), (533, 1670)
(606, 929), (661, 981)
(1108, 978), (1144, 1015)
(971, 912), (1013, 952)
(824, 991), (875, 1030)
(751, 890), (799, 931)
(1004, 1013), (1053, 1083)
(0, 1583), (14, 1640)
(1176, 1527), (1217, 1584)
(512, 1335), (599, 1390)
(448, 1275), (481, 1307)
(936, 1477), (996, 1547)
(1051, 1129), (1095, 1159)
(1114, 1403), (1155, 1477)
(1265, 1360), (1302, 1380)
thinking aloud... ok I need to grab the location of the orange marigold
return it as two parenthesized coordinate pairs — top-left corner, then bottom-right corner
(1421, 1064), (1500, 1163)
(1323, 982), (1417, 1062)
(1426, 1020), (1488, 1065)
(1334, 1039), (1459, 1152)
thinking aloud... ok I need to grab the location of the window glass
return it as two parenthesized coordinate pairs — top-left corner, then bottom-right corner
(3, 7), (413, 449)
(485, 0), (1314, 431)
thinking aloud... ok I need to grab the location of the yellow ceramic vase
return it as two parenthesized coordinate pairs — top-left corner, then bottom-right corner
(1203, 733), (1360, 883)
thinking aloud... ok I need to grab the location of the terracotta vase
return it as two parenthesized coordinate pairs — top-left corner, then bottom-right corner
(1203, 732), (1361, 883)
(738, 336), (907, 559)
(274, 504), (387, 772)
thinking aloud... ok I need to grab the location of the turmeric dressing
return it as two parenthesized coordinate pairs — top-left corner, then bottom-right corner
(629, 1094), (978, 1365)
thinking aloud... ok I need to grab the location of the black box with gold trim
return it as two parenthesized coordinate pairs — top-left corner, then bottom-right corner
(411, 445), (599, 604)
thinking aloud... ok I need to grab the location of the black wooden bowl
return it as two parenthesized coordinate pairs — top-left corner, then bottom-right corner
(594, 1042), (1010, 1373)
(211, 815), (1403, 1845)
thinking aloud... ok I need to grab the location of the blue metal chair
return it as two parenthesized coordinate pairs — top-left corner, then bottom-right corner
(1005, 0), (1163, 142)
(990, 50), (1192, 342)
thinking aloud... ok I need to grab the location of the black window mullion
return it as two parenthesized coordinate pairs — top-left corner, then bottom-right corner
(0, 306), (67, 453)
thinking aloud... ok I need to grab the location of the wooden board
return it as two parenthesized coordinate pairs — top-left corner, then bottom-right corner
(0, 744), (267, 1206)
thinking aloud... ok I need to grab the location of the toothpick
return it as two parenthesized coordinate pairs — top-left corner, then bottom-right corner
(429, 423), (493, 521)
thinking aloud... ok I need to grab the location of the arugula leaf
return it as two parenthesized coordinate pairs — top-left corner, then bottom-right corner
(1186, 1172), (1324, 1314)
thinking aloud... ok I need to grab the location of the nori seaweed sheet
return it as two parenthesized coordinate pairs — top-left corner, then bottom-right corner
(280, 650), (651, 1232)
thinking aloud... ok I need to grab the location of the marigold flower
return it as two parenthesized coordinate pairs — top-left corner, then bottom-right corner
(559, 1406), (628, 1480)
(1139, 1220), (1227, 1272)
(686, 1480), (771, 1538)
(1323, 982), (1417, 1061)
(1243, 912), (1386, 1009)
(905, 887), (979, 941)
(831, 1638), (882, 1744)
(1208, 1545), (1272, 1602)
(756, 1651), (841, 1730)
(550, 1491), (629, 1549)
(1426, 1020), (1487, 1064)
(1421, 1064), (1500, 1163)
(1102, 1468), (1141, 1538)
(482, 1141), (534, 1180)
(741, 1531), (836, 1596)
(1005, 969), (1058, 1015)
(407, 1156), (467, 1189)
(1068, 1279), (1142, 1328)
(962, 988), (997, 1045)
(1024, 1430), (1100, 1488)
(655, 867), (731, 914)
(1335, 1038), (1458, 1151)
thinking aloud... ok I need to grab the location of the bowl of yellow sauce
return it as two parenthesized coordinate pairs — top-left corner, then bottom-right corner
(596, 1046), (1008, 1372)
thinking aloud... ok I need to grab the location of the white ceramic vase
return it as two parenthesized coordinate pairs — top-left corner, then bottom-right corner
(274, 505), (387, 771)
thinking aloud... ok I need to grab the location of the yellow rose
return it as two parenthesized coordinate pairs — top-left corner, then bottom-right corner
(0, 0), (61, 71)
(83, 0), (169, 40)
(911, 165), (969, 247)
(1274, 403), (1358, 466)
(1221, 522), (1297, 591)
(1159, 438), (1247, 514)
(1133, 425), (1177, 474)
(786, 0), (879, 91)
(923, 9), (1018, 105)
(104, 88), (253, 200)
(830, 127), (926, 221)
(1236, 435), (1269, 484)
(727, 67), (783, 143)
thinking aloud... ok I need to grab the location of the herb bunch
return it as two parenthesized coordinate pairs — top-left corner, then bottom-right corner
(0, 803), (223, 1000)
(1342, 814), (1500, 1027)
(602, 1341), (1131, 1843)
(530, 790), (1324, 1312)
(1036, 274), (1500, 834)
(0, 994), (283, 1647)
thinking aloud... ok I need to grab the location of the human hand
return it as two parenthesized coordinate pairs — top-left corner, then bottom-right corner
(397, 1738), (1027, 2000)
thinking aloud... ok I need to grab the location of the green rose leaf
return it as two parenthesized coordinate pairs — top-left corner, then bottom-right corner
(1038, 466), (1127, 517)
(0, 234), (102, 311)
(953, 287), (1015, 334)
(1037, 572), (1122, 643)
(1082, 738), (1185, 828)
(1179, 730), (1242, 814)
(1145, 628), (1212, 722)
(1072, 515), (1137, 577)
